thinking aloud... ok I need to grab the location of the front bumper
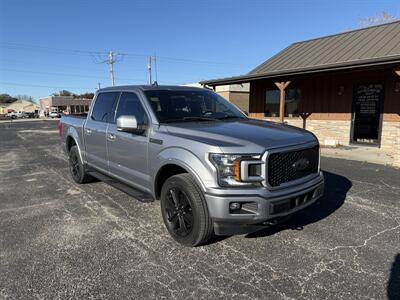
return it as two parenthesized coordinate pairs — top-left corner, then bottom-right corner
(204, 174), (324, 235)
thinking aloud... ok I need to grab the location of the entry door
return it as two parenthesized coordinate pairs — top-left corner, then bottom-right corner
(107, 92), (150, 189)
(84, 92), (120, 173)
(351, 83), (384, 146)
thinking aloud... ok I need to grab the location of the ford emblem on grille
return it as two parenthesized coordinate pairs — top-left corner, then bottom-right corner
(292, 158), (310, 171)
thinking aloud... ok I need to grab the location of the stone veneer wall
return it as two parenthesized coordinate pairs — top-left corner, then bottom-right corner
(265, 118), (351, 147)
(263, 118), (400, 167)
(381, 121), (400, 167)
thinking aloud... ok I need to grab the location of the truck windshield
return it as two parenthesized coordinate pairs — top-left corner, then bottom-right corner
(144, 89), (246, 123)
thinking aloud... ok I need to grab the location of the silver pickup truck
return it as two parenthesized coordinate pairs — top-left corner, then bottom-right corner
(60, 85), (324, 246)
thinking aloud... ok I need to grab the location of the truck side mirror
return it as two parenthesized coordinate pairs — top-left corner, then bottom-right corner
(117, 115), (143, 134)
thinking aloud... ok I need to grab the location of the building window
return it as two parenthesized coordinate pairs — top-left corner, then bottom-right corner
(265, 88), (301, 117)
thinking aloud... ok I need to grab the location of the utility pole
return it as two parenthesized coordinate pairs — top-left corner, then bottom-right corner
(94, 51), (121, 87)
(108, 51), (116, 86)
(147, 56), (152, 85)
(97, 82), (101, 90)
(153, 54), (158, 83)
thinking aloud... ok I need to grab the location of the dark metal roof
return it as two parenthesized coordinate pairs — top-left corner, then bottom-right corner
(201, 20), (400, 86)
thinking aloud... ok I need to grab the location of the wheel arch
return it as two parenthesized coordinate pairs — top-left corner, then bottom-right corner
(153, 149), (213, 200)
(65, 127), (85, 164)
(154, 164), (188, 200)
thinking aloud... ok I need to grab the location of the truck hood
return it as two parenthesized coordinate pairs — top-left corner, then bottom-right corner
(165, 119), (317, 153)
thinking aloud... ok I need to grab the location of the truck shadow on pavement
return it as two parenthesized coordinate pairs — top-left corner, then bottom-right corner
(245, 171), (352, 239)
(388, 253), (400, 300)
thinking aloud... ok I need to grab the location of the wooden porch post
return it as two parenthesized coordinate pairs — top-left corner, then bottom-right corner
(274, 81), (291, 123)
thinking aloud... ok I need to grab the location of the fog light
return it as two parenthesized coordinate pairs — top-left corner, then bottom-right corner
(314, 186), (323, 198)
(229, 202), (241, 211)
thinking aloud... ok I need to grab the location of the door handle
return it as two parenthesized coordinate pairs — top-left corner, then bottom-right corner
(85, 128), (92, 135)
(108, 133), (116, 141)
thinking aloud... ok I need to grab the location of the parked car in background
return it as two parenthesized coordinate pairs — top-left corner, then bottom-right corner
(7, 111), (25, 119)
(60, 85), (324, 247)
(27, 111), (39, 118)
(49, 111), (61, 118)
(7, 112), (17, 119)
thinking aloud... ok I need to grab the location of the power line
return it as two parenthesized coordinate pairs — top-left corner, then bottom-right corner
(0, 42), (107, 57)
(0, 42), (249, 86)
(0, 68), (146, 82)
(0, 81), (95, 90)
(0, 42), (244, 67)
(0, 57), (147, 73)
(156, 55), (243, 66)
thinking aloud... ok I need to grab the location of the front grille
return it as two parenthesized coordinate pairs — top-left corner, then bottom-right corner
(267, 145), (319, 187)
(270, 190), (316, 215)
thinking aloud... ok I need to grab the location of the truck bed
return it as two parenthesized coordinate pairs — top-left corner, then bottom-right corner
(60, 115), (87, 154)
(65, 113), (88, 118)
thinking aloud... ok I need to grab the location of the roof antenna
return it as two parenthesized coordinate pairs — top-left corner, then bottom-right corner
(152, 81), (158, 86)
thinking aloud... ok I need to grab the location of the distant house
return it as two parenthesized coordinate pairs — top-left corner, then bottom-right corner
(4, 100), (40, 113)
(0, 104), (8, 114)
(215, 84), (249, 112)
(184, 82), (249, 112)
(39, 96), (92, 115)
(201, 21), (400, 166)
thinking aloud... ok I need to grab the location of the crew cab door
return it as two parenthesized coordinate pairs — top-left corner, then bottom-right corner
(84, 92), (120, 173)
(106, 91), (150, 189)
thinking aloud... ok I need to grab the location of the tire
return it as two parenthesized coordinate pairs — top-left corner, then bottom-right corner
(160, 174), (214, 247)
(68, 145), (93, 184)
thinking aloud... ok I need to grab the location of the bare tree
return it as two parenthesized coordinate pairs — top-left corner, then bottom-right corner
(15, 94), (35, 102)
(359, 11), (397, 28)
(52, 90), (75, 97)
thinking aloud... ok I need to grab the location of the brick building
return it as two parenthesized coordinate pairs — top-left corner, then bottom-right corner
(201, 21), (400, 166)
(39, 96), (92, 116)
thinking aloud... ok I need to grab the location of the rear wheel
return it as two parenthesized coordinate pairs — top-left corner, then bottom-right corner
(68, 145), (93, 184)
(160, 174), (214, 247)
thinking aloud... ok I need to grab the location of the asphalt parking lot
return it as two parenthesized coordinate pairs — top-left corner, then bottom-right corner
(0, 120), (399, 299)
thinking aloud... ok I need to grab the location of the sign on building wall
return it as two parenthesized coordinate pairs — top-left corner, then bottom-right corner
(351, 83), (384, 145)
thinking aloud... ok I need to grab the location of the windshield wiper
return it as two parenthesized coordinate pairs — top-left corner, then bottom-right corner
(183, 116), (220, 121)
(162, 117), (220, 123)
(217, 115), (245, 120)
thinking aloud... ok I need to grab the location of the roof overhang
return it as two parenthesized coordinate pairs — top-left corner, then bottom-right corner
(200, 56), (400, 86)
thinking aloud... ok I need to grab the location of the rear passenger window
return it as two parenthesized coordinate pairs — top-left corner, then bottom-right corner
(115, 92), (147, 126)
(91, 92), (120, 123)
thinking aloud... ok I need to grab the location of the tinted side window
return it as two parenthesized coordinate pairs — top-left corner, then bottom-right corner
(115, 92), (147, 126)
(91, 92), (120, 123)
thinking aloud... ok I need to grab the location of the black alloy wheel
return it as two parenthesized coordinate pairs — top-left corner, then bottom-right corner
(164, 187), (194, 237)
(160, 173), (214, 247)
(69, 150), (81, 182)
(68, 145), (92, 184)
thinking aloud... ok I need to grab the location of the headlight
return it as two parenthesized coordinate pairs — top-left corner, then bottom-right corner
(209, 153), (263, 187)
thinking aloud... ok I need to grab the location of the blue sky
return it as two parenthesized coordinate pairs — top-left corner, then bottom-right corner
(0, 0), (399, 100)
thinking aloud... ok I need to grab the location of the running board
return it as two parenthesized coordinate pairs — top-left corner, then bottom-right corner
(87, 170), (154, 203)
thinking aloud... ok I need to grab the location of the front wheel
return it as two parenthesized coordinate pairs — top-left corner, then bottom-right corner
(160, 174), (214, 247)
